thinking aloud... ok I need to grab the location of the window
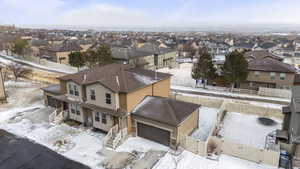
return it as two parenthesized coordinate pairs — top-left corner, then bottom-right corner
(270, 72), (276, 80)
(90, 90), (96, 100)
(71, 107), (76, 114)
(69, 84), (74, 95)
(101, 113), (107, 124)
(69, 84), (79, 96)
(70, 104), (80, 115)
(254, 71), (260, 77)
(105, 93), (111, 104)
(280, 73), (286, 80)
(95, 112), (100, 122)
(74, 85), (79, 96)
(75, 104), (80, 115)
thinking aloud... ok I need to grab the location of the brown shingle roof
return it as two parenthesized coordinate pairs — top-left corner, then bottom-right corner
(58, 64), (172, 93)
(248, 57), (296, 73)
(132, 96), (200, 126)
(245, 51), (283, 61)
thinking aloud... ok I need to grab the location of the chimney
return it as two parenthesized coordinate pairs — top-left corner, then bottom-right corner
(83, 74), (87, 83)
(116, 76), (120, 88)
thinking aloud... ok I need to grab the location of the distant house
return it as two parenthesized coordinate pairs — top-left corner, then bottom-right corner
(245, 50), (283, 61)
(90, 42), (177, 70)
(40, 41), (83, 64)
(242, 57), (296, 90)
(0, 67), (6, 104)
(132, 96), (200, 147)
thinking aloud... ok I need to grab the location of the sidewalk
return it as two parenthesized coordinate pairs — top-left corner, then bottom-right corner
(0, 52), (77, 74)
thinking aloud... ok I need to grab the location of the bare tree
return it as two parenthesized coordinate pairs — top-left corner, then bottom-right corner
(8, 63), (31, 81)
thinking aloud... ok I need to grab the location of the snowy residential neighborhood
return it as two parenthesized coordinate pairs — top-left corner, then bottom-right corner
(1, 26), (300, 169)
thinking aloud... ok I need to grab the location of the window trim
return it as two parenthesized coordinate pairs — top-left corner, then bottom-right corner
(270, 72), (276, 80)
(280, 73), (286, 80)
(95, 112), (100, 122)
(105, 93), (111, 105)
(101, 113), (107, 124)
(74, 85), (79, 96)
(69, 84), (74, 95)
(90, 89), (96, 100)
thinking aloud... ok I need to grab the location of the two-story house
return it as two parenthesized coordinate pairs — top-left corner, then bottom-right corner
(43, 63), (200, 148)
(40, 41), (83, 64)
(43, 63), (172, 132)
(242, 57), (297, 90)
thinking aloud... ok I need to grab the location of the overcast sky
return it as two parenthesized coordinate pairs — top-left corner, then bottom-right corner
(1, 0), (300, 27)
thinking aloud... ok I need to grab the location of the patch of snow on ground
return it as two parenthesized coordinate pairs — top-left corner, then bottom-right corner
(191, 107), (219, 141)
(64, 132), (106, 169)
(219, 112), (282, 149)
(117, 137), (169, 153)
(153, 150), (277, 169)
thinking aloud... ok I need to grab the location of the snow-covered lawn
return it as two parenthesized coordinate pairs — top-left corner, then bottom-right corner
(117, 137), (169, 153)
(0, 80), (106, 169)
(191, 107), (219, 141)
(154, 150), (277, 169)
(159, 63), (195, 87)
(219, 112), (282, 149)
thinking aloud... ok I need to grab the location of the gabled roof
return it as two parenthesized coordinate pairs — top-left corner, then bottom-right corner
(132, 96), (200, 126)
(58, 64), (172, 93)
(47, 41), (82, 52)
(245, 50), (283, 61)
(248, 57), (296, 73)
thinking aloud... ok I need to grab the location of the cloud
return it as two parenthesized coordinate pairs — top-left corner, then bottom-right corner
(0, 0), (300, 27)
(0, 0), (65, 24)
(59, 4), (155, 27)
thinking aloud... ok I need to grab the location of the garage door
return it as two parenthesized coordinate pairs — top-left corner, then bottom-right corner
(137, 122), (170, 146)
(47, 96), (60, 108)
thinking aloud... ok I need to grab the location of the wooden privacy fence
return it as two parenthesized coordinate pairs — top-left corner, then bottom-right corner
(209, 136), (280, 167)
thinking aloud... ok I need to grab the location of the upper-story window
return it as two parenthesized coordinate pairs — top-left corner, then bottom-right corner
(105, 93), (111, 104)
(254, 71), (260, 77)
(270, 72), (276, 80)
(280, 73), (286, 80)
(69, 84), (74, 95)
(69, 84), (79, 96)
(90, 89), (96, 100)
(74, 85), (79, 96)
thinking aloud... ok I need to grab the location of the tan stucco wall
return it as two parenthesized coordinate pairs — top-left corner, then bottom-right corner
(85, 83), (119, 110)
(153, 78), (171, 97)
(56, 52), (71, 65)
(247, 71), (295, 88)
(60, 80), (67, 94)
(177, 109), (199, 143)
(124, 85), (153, 112)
